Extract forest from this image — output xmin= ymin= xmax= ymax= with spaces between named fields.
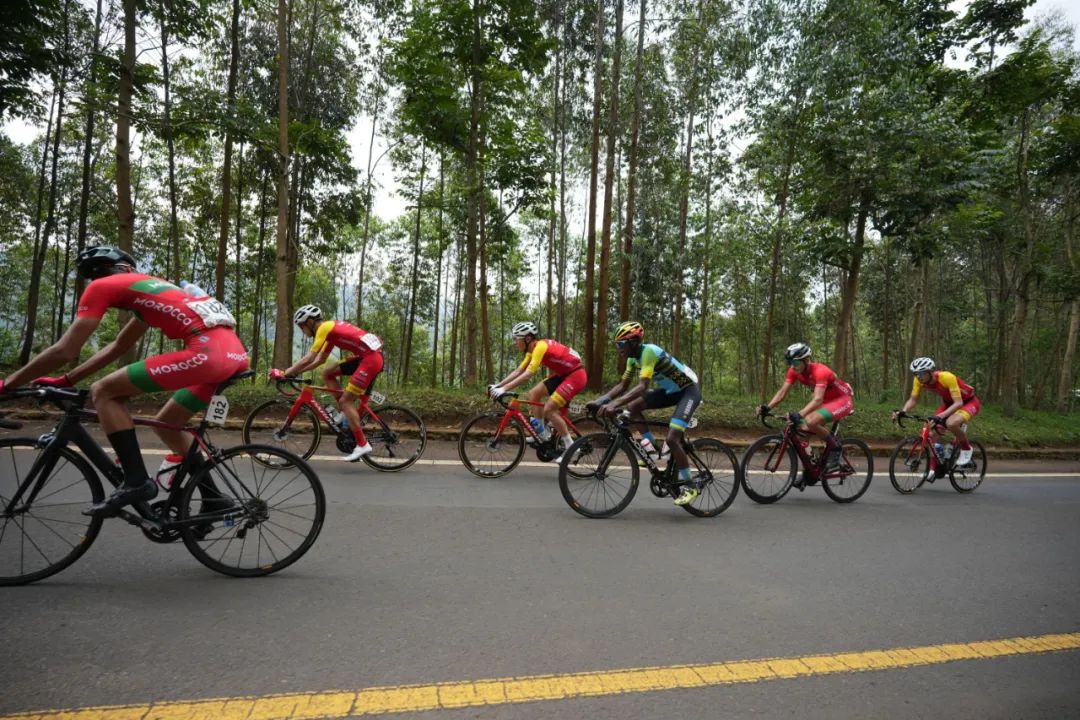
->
xmin=1 ymin=0 xmax=1078 ymax=415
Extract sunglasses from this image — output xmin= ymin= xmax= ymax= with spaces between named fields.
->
xmin=615 ymin=339 xmax=632 ymax=349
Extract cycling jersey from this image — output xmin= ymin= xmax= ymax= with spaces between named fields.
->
xmin=785 ymin=362 xmax=853 ymax=402
xmin=518 ymin=339 xmax=583 ymax=376
xmin=622 ymin=343 xmax=698 ymax=393
xmin=126 ymin=328 xmax=249 ymax=411
xmin=77 ymin=273 xmax=236 ymax=338
xmin=311 ymin=320 xmax=383 ymax=357
xmin=912 ymin=371 xmax=975 ymax=405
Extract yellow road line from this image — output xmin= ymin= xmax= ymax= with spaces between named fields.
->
xmin=5 ymin=631 xmax=1079 ymax=720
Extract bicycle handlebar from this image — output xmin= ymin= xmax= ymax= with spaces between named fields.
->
xmin=893 ymin=411 xmax=941 ymax=430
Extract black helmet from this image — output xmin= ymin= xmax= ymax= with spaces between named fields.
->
xmin=784 ymin=342 xmax=812 ymax=363
xmin=77 ymin=246 xmax=136 ymax=280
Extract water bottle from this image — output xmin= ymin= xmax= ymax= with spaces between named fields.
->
xmin=529 ymin=417 xmax=545 ymax=436
xmin=933 ymin=442 xmax=946 ymax=460
xmin=337 ymin=412 xmax=350 ymax=430
xmin=942 ymin=444 xmax=953 ymax=461
xmin=155 ymin=453 xmax=184 ymax=489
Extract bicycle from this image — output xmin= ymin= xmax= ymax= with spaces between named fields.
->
xmin=556 ymin=412 xmax=741 ymax=518
xmin=242 ymin=376 xmax=426 ymax=471
xmin=457 ymin=393 xmax=603 ymax=478
xmin=740 ymin=409 xmax=873 ymax=504
xmin=0 ymin=370 xmax=326 ymax=586
xmin=888 ymin=412 xmax=986 ymax=493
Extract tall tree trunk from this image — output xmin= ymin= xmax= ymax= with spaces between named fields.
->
xmin=556 ymin=16 xmax=569 ymax=341
xmin=1056 ymin=204 xmax=1078 ymax=412
xmin=832 ymin=191 xmax=870 ymax=377
xmin=116 ymin=0 xmax=136 ymax=252
xmin=591 ymin=0 xmax=623 ymax=389
xmin=620 ymin=0 xmax=646 ymax=325
xmin=402 ymin=141 xmax=427 ymax=385
xmin=272 ymin=0 xmax=292 ymax=369
xmin=448 ymin=232 xmax=464 ymax=385
xmin=697 ymin=117 xmax=713 ymax=385
xmin=356 ymin=110 xmax=379 ymax=325
xmin=908 ymin=257 xmax=930 ymax=360
xmin=216 ymin=0 xmax=242 ymax=299
xmin=1003 ymin=108 xmax=1035 ymax=417
xmin=233 ymin=143 xmax=244 ymax=333
xmin=463 ymin=0 xmax=485 ymax=385
xmin=74 ymin=0 xmax=104 ymax=301
xmin=251 ymin=166 xmax=269 ymax=374
xmin=583 ymin=0 xmax=605 ymax=376
xmin=547 ymin=7 xmax=560 ymax=336
xmin=478 ymin=198 xmax=494 ymax=381
xmin=160 ymin=0 xmax=181 ymax=283
xmin=431 ymin=155 xmax=445 ymax=387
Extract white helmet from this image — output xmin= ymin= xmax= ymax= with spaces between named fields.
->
xmin=511 ymin=321 xmax=539 ymax=338
xmin=785 ymin=342 xmax=812 ymax=362
xmin=293 ymin=304 xmax=323 ymax=325
xmin=910 ymin=357 xmax=936 ymax=373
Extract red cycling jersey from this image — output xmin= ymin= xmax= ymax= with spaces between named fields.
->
xmin=77 ymin=273 xmax=235 ymax=338
xmin=785 ymin=362 xmax=853 ymax=402
xmin=518 ymin=339 xmax=583 ymax=376
xmin=311 ymin=320 xmax=383 ymax=357
xmin=912 ymin=371 xmax=976 ymax=405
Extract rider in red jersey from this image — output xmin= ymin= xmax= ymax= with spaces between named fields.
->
xmin=270 ymin=305 xmax=384 ymax=462
xmin=0 ymin=247 xmax=249 ymax=515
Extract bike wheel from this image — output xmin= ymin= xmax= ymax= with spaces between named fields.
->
xmin=680 ymin=438 xmax=741 ymax=517
xmin=458 ymin=412 xmax=526 ymax=478
xmin=242 ymin=398 xmax=321 ymax=468
xmin=179 ymin=444 xmax=325 ymax=577
xmin=558 ymin=433 xmax=639 ymax=518
xmin=0 ymin=439 xmax=105 ymax=586
xmin=569 ymin=414 xmax=604 ymax=437
xmin=822 ymin=438 xmax=873 ymax=503
xmin=740 ymin=434 xmax=796 ymax=504
xmin=360 ymin=404 xmax=426 ymax=472
xmin=889 ymin=437 xmax=929 ymax=494
xmin=949 ymin=440 xmax=986 ymax=493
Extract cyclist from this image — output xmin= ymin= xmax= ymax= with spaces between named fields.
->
xmin=270 ymin=305 xmax=383 ymax=462
xmin=892 ymin=357 xmax=979 ymax=466
xmin=0 ymin=246 xmax=248 ymax=515
xmin=488 ymin=321 xmax=587 ymax=461
xmin=586 ymin=321 xmax=702 ymax=507
xmin=758 ymin=343 xmax=853 ymax=479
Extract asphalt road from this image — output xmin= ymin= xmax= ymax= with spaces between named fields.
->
xmin=2 ymin=435 xmax=1079 ymax=719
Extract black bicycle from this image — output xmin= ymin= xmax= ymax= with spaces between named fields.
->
xmin=557 ymin=413 xmax=741 ymax=518
xmin=0 ymin=370 xmax=326 ymax=585
xmin=740 ymin=409 xmax=873 ymax=504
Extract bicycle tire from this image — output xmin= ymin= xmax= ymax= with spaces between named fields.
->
xmin=242 ymin=398 xmax=321 ymax=467
xmin=0 ymin=438 xmax=105 ymax=586
xmin=680 ymin=438 xmax=741 ymax=517
xmin=179 ymin=444 xmax=325 ymax=577
xmin=740 ymin=434 xmax=796 ymax=504
xmin=458 ymin=412 xmax=526 ymax=478
xmin=949 ymin=440 xmax=986 ymax=493
xmin=569 ymin=414 xmax=604 ymax=436
xmin=359 ymin=404 xmax=426 ymax=472
xmin=558 ymin=432 xmax=639 ymax=518
xmin=822 ymin=437 xmax=873 ymax=503
xmin=888 ymin=437 xmax=929 ymax=494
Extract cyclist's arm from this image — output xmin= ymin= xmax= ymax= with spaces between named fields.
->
xmin=1 ymin=316 xmax=101 ymax=388
xmin=285 ymin=348 xmax=330 ymax=377
xmin=592 ymin=378 xmax=629 ymax=407
xmin=66 ymin=317 xmax=149 ymax=384
xmin=610 ymin=377 xmax=649 ymax=408
xmin=497 ymin=368 xmax=531 ymax=392
xmin=765 ymin=381 xmax=793 ymax=409
xmin=797 ymin=384 xmax=826 ymax=417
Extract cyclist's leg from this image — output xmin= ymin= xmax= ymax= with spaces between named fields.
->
xmin=340 ymin=352 xmax=383 ymax=458
xmin=813 ymin=396 xmax=853 ymax=468
xmin=324 ymin=357 xmax=358 ymax=396
xmin=545 ymin=370 xmax=583 ymax=439
xmin=527 ymin=378 xmax=554 ymax=425
xmin=663 ymin=385 xmax=702 ymax=505
xmin=90 ymin=368 xmax=148 ymax=493
xmin=949 ymin=397 xmax=979 ymax=462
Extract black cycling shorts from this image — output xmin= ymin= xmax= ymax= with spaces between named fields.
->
xmin=642 ymin=384 xmax=702 ymax=431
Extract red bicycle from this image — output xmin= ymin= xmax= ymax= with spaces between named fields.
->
xmin=242 ymin=377 xmax=426 ymax=471
xmin=740 ymin=408 xmax=874 ymax=503
xmin=457 ymin=393 xmax=602 ymax=478
xmin=888 ymin=412 xmax=986 ymax=493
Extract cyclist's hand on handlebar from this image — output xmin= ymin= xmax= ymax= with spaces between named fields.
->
xmin=32 ymin=375 xmax=73 ymax=388
xmin=930 ymin=415 xmax=944 ymax=426
xmin=268 ymin=368 xmax=285 ymax=381
xmin=600 ymin=404 xmax=618 ymax=418
xmin=891 ymin=409 xmax=905 ymax=423
xmin=787 ymin=411 xmax=802 ymax=424
xmin=585 ymin=400 xmax=601 ymax=417
xmin=488 ymin=385 xmax=506 ymax=400
xmin=757 ymin=403 xmax=770 ymax=418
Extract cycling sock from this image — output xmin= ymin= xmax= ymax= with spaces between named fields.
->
xmin=107 ymin=429 xmax=149 ymax=487
xmin=352 ymin=426 xmax=368 ymax=447
xmin=960 ymin=441 xmax=972 ymax=450
xmin=642 ymin=431 xmax=656 ymax=445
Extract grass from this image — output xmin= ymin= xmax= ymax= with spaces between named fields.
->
xmin=106 ymin=381 xmax=1080 ymax=449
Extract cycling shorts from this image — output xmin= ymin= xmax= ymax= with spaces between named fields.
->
xmin=542 ymin=367 xmax=587 ymax=407
xmin=125 ymin=327 xmax=249 ymax=412
xmin=936 ymin=397 xmax=980 ymax=423
xmin=642 ymin=384 xmax=702 ymax=432
xmin=336 ymin=352 xmax=383 ymax=396
xmin=815 ymin=395 xmax=854 ymax=424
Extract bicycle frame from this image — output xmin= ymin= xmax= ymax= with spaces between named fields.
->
xmin=903 ymin=415 xmax=951 ymax=476
xmin=492 ymin=395 xmax=586 ymax=444
xmin=761 ymin=414 xmax=847 ymax=484
xmin=3 ymin=389 xmax=231 ymax=534
xmin=281 ymin=381 xmax=386 ymax=434
xmin=594 ymin=416 xmax=695 ymax=489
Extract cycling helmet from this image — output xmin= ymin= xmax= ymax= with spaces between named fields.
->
xmin=76 ymin=246 xmax=136 ymax=280
xmin=293 ymin=304 xmax=323 ymax=325
xmin=511 ymin=321 xmax=539 ymax=338
xmin=784 ymin=342 xmax=812 ymax=362
xmin=614 ymin=321 xmax=644 ymax=342
xmin=910 ymin=356 xmax=936 ymax=373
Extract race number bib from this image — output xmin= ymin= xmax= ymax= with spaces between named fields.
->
xmin=369 ymin=391 xmax=386 ymax=406
xmin=205 ymin=395 xmax=229 ymax=425
xmin=361 ymin=333 xmax=382 ymax=351
xmin=186 ymin=297 xmax=237 ymax=328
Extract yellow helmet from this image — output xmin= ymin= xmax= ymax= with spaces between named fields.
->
xmin=613 ymin=321 xmax=644 ymax=342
